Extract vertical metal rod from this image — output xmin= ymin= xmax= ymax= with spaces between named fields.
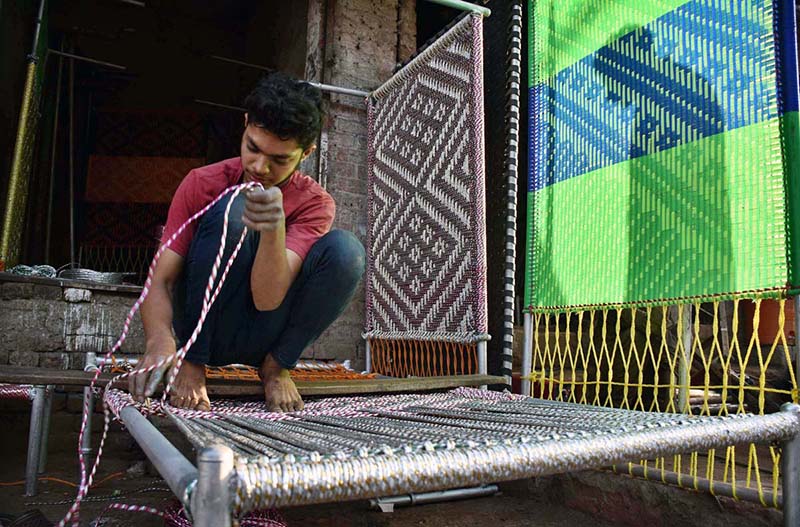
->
xmin=81 ymin=352 xmax=97 ymax=468
xmin=68 ymin=45 xmax=76 ymax=268
xmin=45 ymin=45 xmax=64 ymax=261
xmin=365 ymin=339 xmax=372 ymax=373
xmin=25 ymin=386 xmax=46 ymax=496
xmin=477 ymin=340 xmax=488 ymax=389
xmin=192 ymin=445 xmax=234 ymax=527
xmin=794 ymin=296 xmax=800 ymax=397
xmin=521 ymin=312 xmax=533 ymax=396
xmin=477 ymin=341 xmax=488 ymax=375
xmin=37 ymin=385 xmax=53 ymax=474
xmin=781 ymin=403 xmax=800 ymax=527
xmin=678 ymin=304 xmax=693 ymax=412
xmin=81 ymin=387 xmax=94 ymax=469
xmin=30 ymin=0 xmax=46 ymax=57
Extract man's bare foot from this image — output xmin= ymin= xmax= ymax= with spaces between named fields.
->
xmin=169 ymin=360 xmax=211 ymax=411
xmin=260 ymin=355 xmax=304 ymax=412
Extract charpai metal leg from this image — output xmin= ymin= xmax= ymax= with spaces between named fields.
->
xmin=477 ymin=341 xmax=488 ymax=389
xmin=192 ymin=445 xmax=234 ymax=527
xmin=677 ymin=304 xmax=693 ymax=413
xmin=80 ymin=386 xmax=94 ymax=470
xmin=25 ymin=385 xmax=47 ymax=496
xmin=365 ymin=339 xmax=372 ymax=374
xmin=521 ymin=312 xmax=533 ymax=396
xmin=37 ymin=385 xmax=54 ymax=474
xmin=783 ymin=403 xmax=800 ymax=527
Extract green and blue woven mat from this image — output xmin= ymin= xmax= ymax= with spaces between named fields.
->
xmin=526 ymin=0 xmax=800 ymax=309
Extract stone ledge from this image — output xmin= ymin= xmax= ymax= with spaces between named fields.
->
xmin=0 ymin=272 xmax=142 ymax=295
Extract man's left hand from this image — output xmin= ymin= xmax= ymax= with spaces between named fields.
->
xmin=243 ymin=187 xmax=285 ymax=232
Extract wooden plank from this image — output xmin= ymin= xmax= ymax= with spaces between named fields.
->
xmin=0 ymin=366 xmax=111 ymax=386
xmin=211 ymin=374 xmax=506 ymax=396
xmin=0 ymin=366 xmax=505 ymax=397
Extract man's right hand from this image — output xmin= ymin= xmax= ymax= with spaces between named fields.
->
xmin=129 ymin=336 xmax=176 ymax=403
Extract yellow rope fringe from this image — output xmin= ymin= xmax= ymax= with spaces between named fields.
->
xmin=526 ymin=297 xmax=797 ymax=508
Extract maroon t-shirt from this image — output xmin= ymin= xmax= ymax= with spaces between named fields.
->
xmin=161 ymin=157 xmax=335 ymax=260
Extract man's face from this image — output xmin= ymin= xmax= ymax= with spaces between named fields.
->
xmin=240 ymin=116 xmax=314 ymax=187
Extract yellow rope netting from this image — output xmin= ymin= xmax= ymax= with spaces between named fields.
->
xmin=526 ymin=297 xmax=797 ymax=507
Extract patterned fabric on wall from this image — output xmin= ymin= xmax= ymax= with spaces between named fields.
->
xmin=365 ymin=14 xmax=488 ymax=343
xmin=85 ymin=155 xmax=204 ymax=203
xmin=83 ymin=203 xmax=169 ymax=246
xmin=94 ymin=111 xmax=205 ymax=157
xmin=526 ymin=0 xmax=800 ymax=309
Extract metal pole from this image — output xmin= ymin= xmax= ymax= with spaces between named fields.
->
xmin=477 ymin=340 xmax=488 ymax=389
xmin=626 ymin=464 xmax=777 ymax=507
xmin=521 ymin=312 xmax=533 ymax=396
xmin=477 ymin=341 xmax=488 ymax=375
xmin=365 ymin=339 xmax=372 ymax=373
xmin=81 ymin=386 xmax=94 ymax=469
xmin=209 ymin=55 xmax=370 ymax=98
xmin=194 ymin=99 xmax=245 ymax=112
xmin=37 ymin=385 xmax=53 ymax=474
xmin=68 ymin=45 xmax=76 ymax=268
xmin=794 ymin=295 xmax=800 ymax=399
xmin=48 ymin=49 xmax=126 ymax=70
xmin=25 ymin=386 xmax=47 ymax=496
xmin=192 ymin=445 xmax=234 ymax=527
xmin=45 ymin=44 xmax=64 ymax=261
xmin=677 ymin=304 xmax=692 ymax=413
xmin=119 ymin=406 xmax=198 ymax=505
xmin=782 ymin=403 xmax=800 ymax=527
xmin=30 ymin=0 xmax=46 ymax=57
xmin=307 ymin=81 xmax=370 ymax=99
xmin=370 ymin=485 xmax=499 ymax=511
xmin=423 ymin=0 xmax=491 ymax=17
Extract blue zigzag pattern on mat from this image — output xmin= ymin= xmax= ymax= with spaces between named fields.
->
xmin=529 ymin=0 xmax=780 ymax=192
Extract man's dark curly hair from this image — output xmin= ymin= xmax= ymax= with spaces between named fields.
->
xmin=244 ymin=71 xmax=324 ymax=149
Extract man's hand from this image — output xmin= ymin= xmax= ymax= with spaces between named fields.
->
xmin=129 ymin=336 xmax=176 ymax=402
xmin=243 ymin=187 xmax=284 ymax=232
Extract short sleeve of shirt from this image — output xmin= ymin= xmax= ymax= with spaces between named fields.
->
xmin=285 ymin=193 xmax=336 ymax=261
xmin=160 ymin=172 xmax=199 ymax=257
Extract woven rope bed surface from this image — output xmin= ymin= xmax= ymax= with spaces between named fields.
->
xmin=106 ymin=387 xmax=800 ymax=514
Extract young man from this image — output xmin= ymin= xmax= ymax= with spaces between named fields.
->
xmin=128 ymin=72 xmax=365 ymax=412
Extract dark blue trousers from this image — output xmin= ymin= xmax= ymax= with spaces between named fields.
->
xmin=173 ymin=193 xmax=365 ymax=369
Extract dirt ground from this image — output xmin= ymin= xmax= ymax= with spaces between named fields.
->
xmin=0 ymin=396 xmax=618 ymax=527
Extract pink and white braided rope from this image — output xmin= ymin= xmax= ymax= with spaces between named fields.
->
xmin=58 ymin=182 xmax=262 ymax=527
xmin=0 ymin=383 xmax=34 ymax=400
xmin=96 ymin=501 xmax=287 ymax=527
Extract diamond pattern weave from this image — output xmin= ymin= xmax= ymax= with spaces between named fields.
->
xmin=365 ymin=14 xmax=488 ymax=343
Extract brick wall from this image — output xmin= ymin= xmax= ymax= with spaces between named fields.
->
xmin=303 ymin=0 xmax=415 ymax=369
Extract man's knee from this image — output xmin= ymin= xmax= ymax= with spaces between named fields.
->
xmin=316 ymin=230 xmax=366 ymax=284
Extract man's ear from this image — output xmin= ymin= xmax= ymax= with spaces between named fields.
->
xmin=302 ymin=144 xmax=317 ymax=160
